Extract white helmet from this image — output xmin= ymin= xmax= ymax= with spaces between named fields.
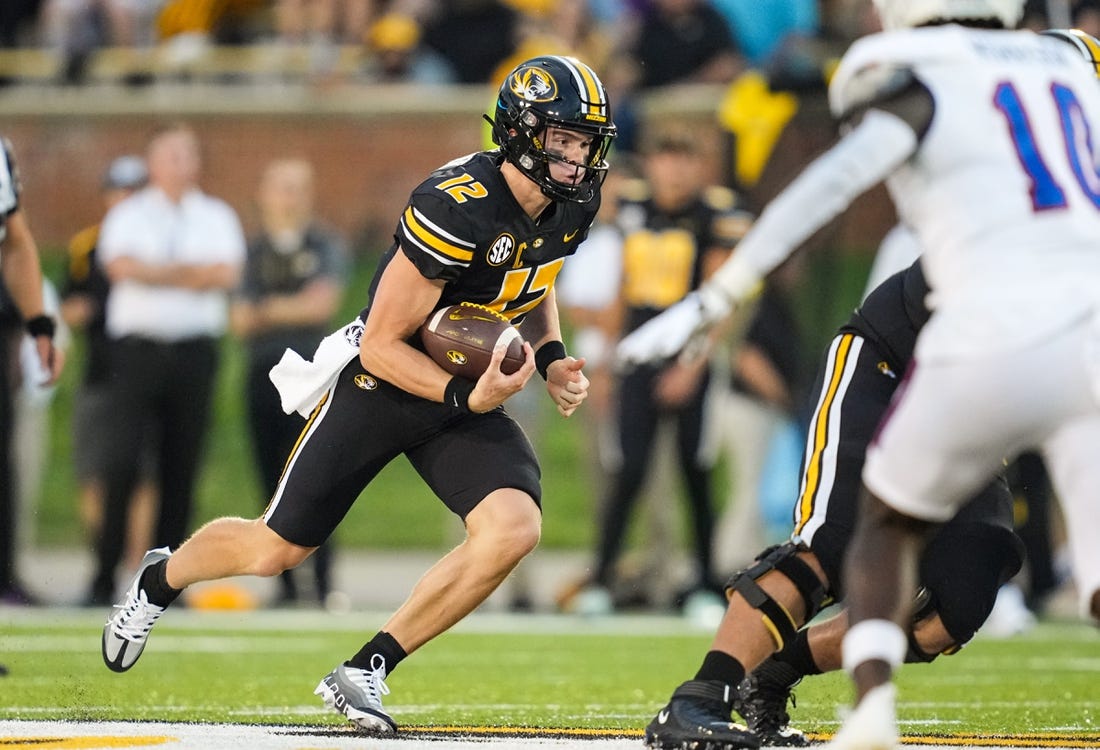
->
xmin=872 ymin=0 xmax=1025 ymax=30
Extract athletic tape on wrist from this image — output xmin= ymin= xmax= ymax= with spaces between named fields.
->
xmin=444 ymin=376 xmax=475 ymax=412
xmin=535 ymin=340 xmax=567 ymax=381
xmin=842 ymin=619 xmax=907 ymax=675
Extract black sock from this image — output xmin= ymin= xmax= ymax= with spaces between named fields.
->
xmin=348 ymin=631 xmax=407 ymax=675
xmin=773 ymin=629 xmax=821 ymax=677
xmin=694 ymin=650 xmax=745 ymax=687
xmin=139 ymin=559 xmax=182 ymax=608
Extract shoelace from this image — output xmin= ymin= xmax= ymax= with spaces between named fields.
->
xmin=743 ymin=680 xmax=797 ymax=730
xmin=110 ymin=589 xmax=165 ymax=642
xmin=346 ymin=654 xmax=391 ymax=705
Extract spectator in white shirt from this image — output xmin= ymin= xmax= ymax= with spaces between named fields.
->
xmin=85 ymin=123 xmax=245 ymax=605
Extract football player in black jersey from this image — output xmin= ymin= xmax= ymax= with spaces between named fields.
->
xmin=101 ymin=55 xmax=616 ymax=734
xmin=643 ymin=256 xmax=1024 ymax=750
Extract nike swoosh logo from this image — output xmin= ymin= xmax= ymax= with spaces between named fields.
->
xmin=657 ymin=710 xmax=670 ymax=724
xmin=564 ymin=229 xmax=579 ymax=242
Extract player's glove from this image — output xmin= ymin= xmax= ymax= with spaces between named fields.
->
xmin=615 ymin=286 xmax=731 ymax=367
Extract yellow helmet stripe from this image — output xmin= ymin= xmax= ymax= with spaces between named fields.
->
xmin=552 ymin=55 xmax=607 ymax=122
xmin=401 ymin=206 xmax=474 ymax=263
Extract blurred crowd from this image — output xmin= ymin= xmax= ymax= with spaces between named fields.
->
xmin=1 ymin=0 xmax=1095 ymax=90
xmin=0 ymin=0 xmax=852 ymax=91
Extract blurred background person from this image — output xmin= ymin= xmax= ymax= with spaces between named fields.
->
xmin=39 ymin=0 xmax=165 ymax=84
xmin=577 ymin=125 xmax=743 ymax=616
xmin=622 ymin=0 xmax=743 ymax=91
xmin=489 ymin=0 xmax=614 ymax=86
xmin=1074 ymin=0 xmax=1100 ymax=36
xmin=86 ymin=123 xmax=244 ymax=605
xmin=711 ymin=0 xmax=819 ymax=69
xmin=0 ymin=134 xmax=64 ymax=605
xmin=711 ymin=243 xmax=804 ymax=578
xmin=418 ymin=0 xmax=519 ymax=84
xmin=231 ymin=156 xmax=347 ymax=609
xmin=555 ymin=157 xmax=630 ymax=520
xmin=60 ymin=154 xmax=157 ymax=591
xmin=360 ymin=10 xmax=456 ymax=84
xmin=272 ymin=0 xmax=371 ymax=83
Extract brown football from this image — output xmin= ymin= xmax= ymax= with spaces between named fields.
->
xmin=419 ymin=303 xmax=526 ymax=379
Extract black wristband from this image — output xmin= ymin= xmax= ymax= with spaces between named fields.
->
xmin=443 ymin=376 xmax=475 ymax=413
xmin=25 ymin=314 xmax=55 ymax=339
xmin=535 ymin=340 xmax=567 ymax=381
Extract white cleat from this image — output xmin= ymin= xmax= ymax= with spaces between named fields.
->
xmin=314 ymin=656 xmax=397 ymax=734
xmin=101 ymin=547 xmax=172 ymax=673
xmin=828 ymin=684 xmax=899 ymax=750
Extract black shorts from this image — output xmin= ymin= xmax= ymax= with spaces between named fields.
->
xmin=263 ymin=360 xmax=542 ymax=548
xmin=790 ymin=333 xmax=1020 ymax=600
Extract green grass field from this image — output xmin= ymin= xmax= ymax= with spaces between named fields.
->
xmin=1 ymin=609 xmax=1097 ymax=741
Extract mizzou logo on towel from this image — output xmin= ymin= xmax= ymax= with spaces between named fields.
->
xmin=344 ymin=322 xmax=364 ymax=348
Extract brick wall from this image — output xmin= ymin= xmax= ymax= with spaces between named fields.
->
xmin=4 ymin=108 xmax=487 ymax=256
xmin=1 ymin=85 xmax=892 ymax=265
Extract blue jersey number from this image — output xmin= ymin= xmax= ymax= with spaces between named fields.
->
xmin=994 ymin=81 xmax=1100 ymax=211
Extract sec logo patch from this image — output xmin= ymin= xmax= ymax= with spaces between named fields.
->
xmin=487 ymin=233 xmax=515 ymax=266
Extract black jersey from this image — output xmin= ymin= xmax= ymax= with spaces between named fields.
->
xmin=363 ymin=150 xmax=600 ymax=325
xmin=617 ymin=181 xmax=750 ymax=334
xmin=840 ymin=259 xmax=930 ymax=374
xmin=241 ymin=222 xmax=347 ymax=361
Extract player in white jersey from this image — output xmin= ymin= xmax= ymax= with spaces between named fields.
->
xmin=619 ymin=2 xmax=1100 ymax=748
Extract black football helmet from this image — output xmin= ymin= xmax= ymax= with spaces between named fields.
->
xmin=487 ymin=55 xmax=617 ymax=204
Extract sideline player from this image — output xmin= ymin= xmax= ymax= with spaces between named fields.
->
xmin=100 ymin=55 xmax=616 ymax=734
xmin=619 ymin=2 xmax=1100 ymax=748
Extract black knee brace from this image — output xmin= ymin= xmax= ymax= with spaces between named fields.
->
xmin=919 ymin=523 xmax=1024 ymax=646
xmin=725 ymin=542 xmax=831 ymax=650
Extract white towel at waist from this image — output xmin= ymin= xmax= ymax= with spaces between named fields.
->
xmin=269 ymin=320 xmax=363 ymax=417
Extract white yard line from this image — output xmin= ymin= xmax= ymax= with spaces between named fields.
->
xmin=2 ymin=721 xmax=1097 ymax=750
xmin=0 ymin=720 xmax=644 ymax=749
